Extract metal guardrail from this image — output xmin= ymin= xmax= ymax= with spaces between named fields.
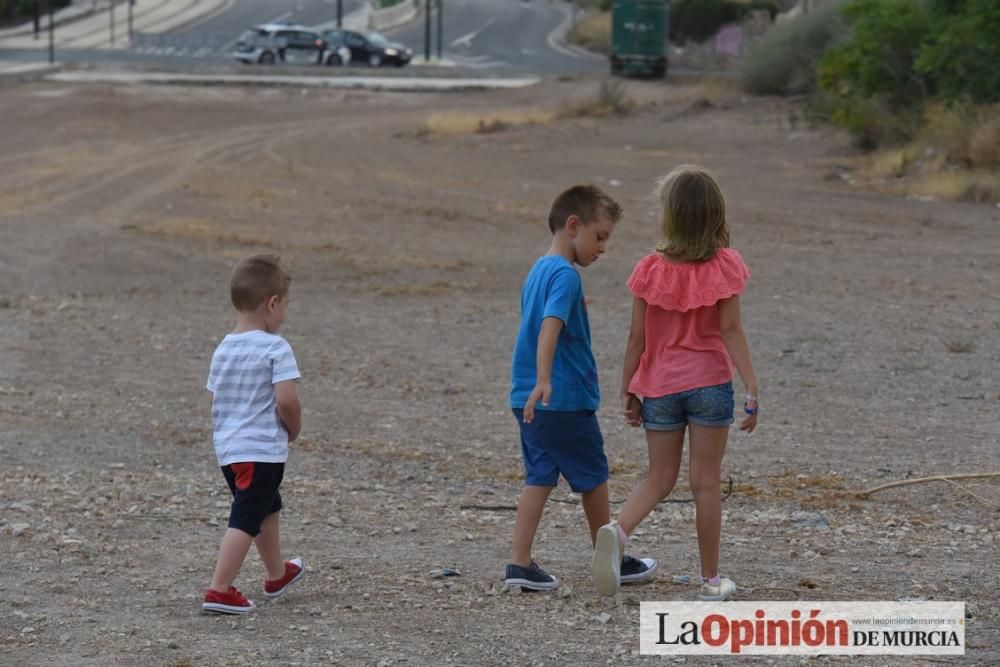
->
xmin=129 ymin=31 xmax=290 ymax=50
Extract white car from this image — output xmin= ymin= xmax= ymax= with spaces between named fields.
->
xmin=234 ymin=24 xmax=350 ymax=66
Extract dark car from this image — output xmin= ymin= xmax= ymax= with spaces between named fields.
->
xmin=234 ymin=24 xmax=350 ymax=66
xmin=323 ymin=29 xmax=412 ymax=67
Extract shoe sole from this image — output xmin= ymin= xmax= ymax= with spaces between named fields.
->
xmin=621 ymin=558 xmax=658 ymax=584
xmin=263 ymin=560 xmax=305 ymax=599
xmin=699 ymin=584 xmax=736 ymax=601
xmin=504 ymin=577 xmax=559 ymax=592
xmin=592 ymin=524 xmax=621 ymax=597
xmin=202 ymin=602 xmax=256 ymax=614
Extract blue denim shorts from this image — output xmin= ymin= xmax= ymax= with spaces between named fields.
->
xmin=641 ymin=382 xmax=735 ymax=431
xmin=512 ymin=409 xmax=609 ymax=493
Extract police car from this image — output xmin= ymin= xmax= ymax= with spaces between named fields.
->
xmin=234 ymin=23 xmax=351 ymax=66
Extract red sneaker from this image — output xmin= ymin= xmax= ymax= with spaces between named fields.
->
xmin=202 ymin=586 xmax=256 ymax=614
xmin=263 ymin=557 xmax=305 ymax=598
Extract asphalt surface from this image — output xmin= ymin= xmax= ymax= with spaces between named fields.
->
xmin=387 ymin=0 xmax=606 ymax=74
xmin=0 ymin=0 xmax=606 ymax=75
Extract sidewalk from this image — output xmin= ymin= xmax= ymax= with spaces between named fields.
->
xmin=44 ymin=68 xmax=540 ymax=91
xmin=0 ymin=60 xmax=62 ymax=83
xmin=0 ymin=0 xmax=231 ymax=50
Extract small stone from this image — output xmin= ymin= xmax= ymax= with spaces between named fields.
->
xmin=596 ymin=612 xmax=612 ymax=624
xmin=11 ymin=523 xmax=30 ymax=536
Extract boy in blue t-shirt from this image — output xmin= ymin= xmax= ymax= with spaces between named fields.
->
xmin=505 ymin=185 xmax=657 ymax=592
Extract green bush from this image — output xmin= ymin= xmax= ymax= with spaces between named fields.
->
xmin=916 ymin=0 xmax=1000 ymax=104
xmin=740 ymin=2 xmax=848 ymax=96
xmin=670 ymin=0 xmax=778 ymax=45
xmin=819 ymin=0 xmax=935 ymax=110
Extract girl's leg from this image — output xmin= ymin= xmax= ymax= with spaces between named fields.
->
xmin=511 ymin=485 xmax=554 ymax=566
xmin=688 ymin=424 xmax=729 ymax=579
xmin=209 ymin=528 xmax=254 ymax=592
xmin=617 ymin=429 xmax=685 ymax=537
xmin=254 ymin=511 xmax=286 ymax=581
xmin=580 ymin=481 xmax=611 ymax=545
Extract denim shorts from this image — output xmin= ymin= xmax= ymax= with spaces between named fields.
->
xmin=512 ymin=409 xmax=609 ymax=493
xmin=641 ymin=382 xmax=735 ymax=431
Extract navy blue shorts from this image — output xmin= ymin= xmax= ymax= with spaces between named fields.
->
xmin=221 ymin=462 xmax=284 ymax=537
xmin=512 ymin=409 xmax=609 ymax=493
xmin=641 ymin=382 xmax=735 ymax=431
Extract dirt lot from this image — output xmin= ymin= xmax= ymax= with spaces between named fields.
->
xmin=0 ymin=74 xmax=997 ymax=666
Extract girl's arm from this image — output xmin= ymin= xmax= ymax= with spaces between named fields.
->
xmin=620 ymin=296 xmax=646 ymax=427
xmin=718 ymin=294 xmax=758 ymax=432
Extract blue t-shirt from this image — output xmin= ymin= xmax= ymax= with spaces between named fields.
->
xmin=510 ymin=255 xmax=600 ymax=412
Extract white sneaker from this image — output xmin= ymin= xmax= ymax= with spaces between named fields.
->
xmin=699 ymin=577 xmax=737 ymax=601
xmin=592 ymin=522 xmax=624 ymax=596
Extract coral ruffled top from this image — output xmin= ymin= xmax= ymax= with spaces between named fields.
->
xmin=626 ymin=248 xmax=750 ymax=398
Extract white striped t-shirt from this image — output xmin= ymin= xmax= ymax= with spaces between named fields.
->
xmin=207 ymin=330 xmax=301 ymax=466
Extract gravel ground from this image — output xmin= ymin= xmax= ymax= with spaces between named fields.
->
xmin=0 ymin=75 xmax=997 ymax=666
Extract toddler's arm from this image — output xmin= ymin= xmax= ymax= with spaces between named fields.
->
xmin=275 ymin=380 xmax=302 ymax=441
xmin=718 ymin=295 xmax=758 ymax=432
xmin=620 ymin=297 xmax=646 ymax=427
xmin=522 ymin=316 xmax=563 ymax=424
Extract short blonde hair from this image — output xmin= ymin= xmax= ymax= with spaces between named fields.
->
xmin=229 ymin=254 xmax=291 ymax=312
xmin=654 ymin=165 xmax=730 ymax=262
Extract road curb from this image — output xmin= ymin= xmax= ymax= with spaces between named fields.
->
xmin=45 ymin=70 xmax=540 ymax=91
xmin=0 ymin=63 xmax=63 ymax=84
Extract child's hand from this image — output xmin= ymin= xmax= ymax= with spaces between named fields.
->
xmin=622 ymin=393 xmax=642 ymax=427
xmin=739 ymin=396 xmax=758 ymax=432
xmin=523 ymin=382 xmax=551 ymax=424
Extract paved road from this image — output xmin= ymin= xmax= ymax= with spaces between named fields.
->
xmin=391 ymin=0 xmax=605 ymax=74
xmin=0 ymin=0 xmax=606 ymax=75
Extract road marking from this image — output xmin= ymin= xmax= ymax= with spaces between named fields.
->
xmin=449 ymin=15 xmax=497 ymax=48
xmin=546 ymin=3 xmax=605 ymax=61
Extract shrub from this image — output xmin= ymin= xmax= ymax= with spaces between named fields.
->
xmin=670 ymin=0 xmax=778 ymax=45
xmin=818 ymin=0 xmax=935 ymax=111
xmin=916 ymin=0 xmax=1000 ymax=104
xmin=740 ymin=2 xmax=848 ymax=96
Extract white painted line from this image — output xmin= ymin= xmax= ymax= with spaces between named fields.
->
xmin=449 ymin=16 xmax=497 ymax=48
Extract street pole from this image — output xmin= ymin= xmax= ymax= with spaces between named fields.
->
xmin=336 ymin=0 xmax=342 ymax=27
xmin=571 ymin=0 xmax=577 ymax=31
xmin=128 ymin=0 xmax=134 ymax=42
xmin=436 ymin=0 xmax=442 ymax=60
xmin=33 ymin=0 xmax=40 ymax=40
xmin=47 ymin=0 xmax=54 ymax=64
xmin=109 ymin=0 xmax=115 ymax=48
xmin=424 ymin=0 xmax=430 ymax=62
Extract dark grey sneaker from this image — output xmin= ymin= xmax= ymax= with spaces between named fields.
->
xmin=620 ymin=555 xmax=658 ymax=584
xmin=504 ymin=560 xmax=560 ymax=591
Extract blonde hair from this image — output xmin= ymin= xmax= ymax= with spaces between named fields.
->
xmin=229 ymin=254 xmax=291 ymax=312
xmin=654 ymin=165 xmax=730 ymax=262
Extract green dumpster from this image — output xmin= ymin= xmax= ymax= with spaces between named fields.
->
xmin=610 ymin=0 xmax=668 ymax=78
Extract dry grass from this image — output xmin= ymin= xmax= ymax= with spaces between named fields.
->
xmin=943 ymin=339 xmax=974 ymax=354
xmin=850 ymin=103 xmax=1000 ymax=204
xmin=558 ymin=80 xmax=635 ymax=118
xmin=418 ymin=81 xmax=636 ymax=137
xmin=419 ymin=109 xmax=557 ymax=137
xmin=568 ymin=11 xmax=612 ymax=55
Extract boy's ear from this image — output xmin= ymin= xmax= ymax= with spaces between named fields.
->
xmin=565 ymin=214 xmax=581 ymax=236
xmin=266 ymin=295 xmax=279 ymax=311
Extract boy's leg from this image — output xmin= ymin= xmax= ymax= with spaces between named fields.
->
xmin=688 ymin=424 xmax=729 ymax=579
xmin=209 ymin=528 xmax=254 ymax=592
xmin=511 ymin=484 xmax=554 ymax=566
xmin=580 ymin=481 xmax=610 ymax=546
xmin=254 ymin=511 xmax=286 ymax=581
xmin=617 ymin=430 xmax=685 ymax=537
